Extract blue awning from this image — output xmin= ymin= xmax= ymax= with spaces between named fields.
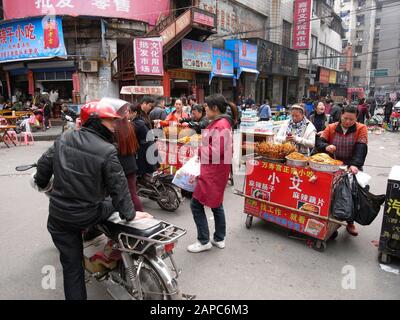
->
xmin=209 ymin=72 xmax=236 ymax=85
xmin=237 ymin=67 xmax=260 ymax=79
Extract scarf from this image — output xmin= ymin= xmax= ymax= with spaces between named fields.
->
xmin=287 ymin=117 xmax=308 ymax=137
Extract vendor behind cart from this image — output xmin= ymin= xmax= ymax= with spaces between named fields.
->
xmin=179 ymin=104 xmax=209 ymax=134
xmin=275 ymin=104 xmax=316 ymax=155
xmin=315 ymin=104 xmax=368 ymax=236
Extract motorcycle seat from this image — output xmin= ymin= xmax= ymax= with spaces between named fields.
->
xmin=101 ymin=212 xmax=164 ymax=239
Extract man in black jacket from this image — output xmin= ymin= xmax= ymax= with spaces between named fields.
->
xmin=34 ymin=100 xmax=150 ymax=300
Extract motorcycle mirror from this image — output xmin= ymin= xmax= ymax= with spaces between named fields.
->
xmin=15 ymin=164 xmax=37 ymax=172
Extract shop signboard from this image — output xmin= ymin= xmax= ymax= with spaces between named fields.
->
xmin=224 ymin=40 xmax=257 ymax=69
xmin=193 ymin=11 xmax=215 ymax=28
xmin=120 ymin=86 xmax=164 ymax=95
xmin=211 ymin=48 xmax=234 ymax=77
xmin=319 ymin=68 xmax=330 ymax=85
xmin=244 ymin=160 xmax=336 ymax=239
xmin=3 ymin=0 xmax=169 ymax=26
xmin=257 ymin=39 xmax=298 ymax=77
xmin=329 ymin=70 xmax=337 ymax=84
xmin=133 ymin=37 xmax=164 ymax=76
xmin=182 ymin=39 xmax=212 ymax=72
xmin=293 ymin=0 xmax=311 ymax=50
xmin=373 ymin=69 xmax=389 ymax=77
xmin=0 ymin=16 xmax=67 ymax=63
xmin=379 ymin=166 xmax=400 ymax=255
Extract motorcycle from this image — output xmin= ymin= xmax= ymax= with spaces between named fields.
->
xmin=16 ymin=164 xmax=190 ymax=300
xmin=137 ymin=167 xmax=183 ymax=212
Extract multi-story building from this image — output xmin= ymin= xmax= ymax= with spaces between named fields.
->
xmin=298 ymin=0 xmax=345 ymax=100
xmin=372 ymin=0 xmax=400 ymax=99
xmin=346 ymin=0 xmax=377 ymax=97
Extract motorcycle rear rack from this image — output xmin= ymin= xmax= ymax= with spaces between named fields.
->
xmin=117 ymin=222 xmax=187 ymax=255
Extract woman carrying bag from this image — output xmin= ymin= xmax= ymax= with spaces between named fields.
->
xmin=187 ymin=94 xmax=238 ymax=253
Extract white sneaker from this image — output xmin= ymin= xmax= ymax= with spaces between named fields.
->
xmin=187 ymin=241 xmax=212 ymax=253
xmin=211 ymin=239 xmax=225 ymax=249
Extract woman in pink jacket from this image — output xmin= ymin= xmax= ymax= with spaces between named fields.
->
xmin=187 ymin=94 xmax=238 ymax=253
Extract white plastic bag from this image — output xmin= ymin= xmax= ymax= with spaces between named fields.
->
xmin=355 ymin=171 xmax=371 ymax=188
xmin=172 ymin=156 xmax=200 ymax=192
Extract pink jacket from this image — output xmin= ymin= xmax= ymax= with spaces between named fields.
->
xmin=193 ymin=116 xmax=233 ymax=208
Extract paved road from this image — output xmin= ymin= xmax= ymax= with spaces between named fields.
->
xmin=0 ymin=131 xmax=399 ymax=300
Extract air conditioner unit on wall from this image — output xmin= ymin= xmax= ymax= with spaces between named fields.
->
xmin=79 ymin=60 xmax=98 ymax=73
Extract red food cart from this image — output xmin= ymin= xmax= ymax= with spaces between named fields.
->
xmin=157 ymin=139 xmax=199 ymax=174
xmin=237 ymin=159 xmax=347 ymax=252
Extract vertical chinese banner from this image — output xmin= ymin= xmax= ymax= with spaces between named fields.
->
xmin=28 ymin=70 xmax=35 ymax=96
xmin=134 ymin=37 xmax=164 ymax=76
xmin=293 ymin=0 xmax=311 ymax=50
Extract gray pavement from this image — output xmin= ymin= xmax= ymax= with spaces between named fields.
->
xmin=0 ymin=131 xmax=399 ymax=300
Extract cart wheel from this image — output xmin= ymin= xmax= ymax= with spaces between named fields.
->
xmin=378 ymin=252 xmax=392 ymax=264
xmin=329 ymin=230 xmax=339 ymax=241
xmin=312 ymin=240 xmax=327 ymax=252
xmin=245 ymin=215 xmax=253 ymax=229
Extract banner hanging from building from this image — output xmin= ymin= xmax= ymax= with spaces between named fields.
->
xmin=182 ymin=39 xmax=212 ymax=72
xmin=224 ymin=39 xmax=259 ymax=79
xmin=0 ymin=16 xmax=67 ymax=63
xmin=133 ymin=37 xmax=164 ymax=76
xmin=293 ymin=0 xmax=311 ymax=50
xmin=211 ymin=48 xmax=234 ymax=77
xmin=3 ymin=0 xmax=170 ymax=26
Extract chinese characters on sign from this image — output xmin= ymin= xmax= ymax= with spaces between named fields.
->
xmin=133 ymin=37 xmax=164 ymax=76
xmin=182 ymin=39 xmax=212 ymax=72
xmin=4 ymin=0 xmax=169 ymax=26
xmin=211 ymin=48 xmax=234 ymax=77
xmin=120 ymin=86 xmax=164 ymax=95
xmin=244 ymin=160 xmax=336 ymax=238
xmin=0 ymin=16 xmax=67 ymax=63
xmin=293 ymin=0 xmax=311 ymax=50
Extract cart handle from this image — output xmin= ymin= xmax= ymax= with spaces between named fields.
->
xmin=233 ymin=190 xmax=347 ymax=227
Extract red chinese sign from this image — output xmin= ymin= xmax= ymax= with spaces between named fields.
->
xmin=193 ymin=12 xmax=215 ymax=28
xmin=319 ymin=68 xmax=330 ymax=85
xmin=120 ymin=86 xmax=164 ymax=96
xmin=244 ymin=160 xmax=339 ymax=239
xmin=134 ymin=37 xmax=164 ymax=76
xmin=3 ymin=0 xmax=170 ymax=26
xmin=293 ymin=0 xmax=311 ymax=50
xmin=157 ymin=141 xmax=199 ymax=170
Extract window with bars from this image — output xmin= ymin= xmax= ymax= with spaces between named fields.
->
xmin=355 ymin=45 xmax=363 ymax=53
xmin=353 ymin=61 xmax=361 ymax=68
xmin=282 ymin=20 xmax=292 ymax=48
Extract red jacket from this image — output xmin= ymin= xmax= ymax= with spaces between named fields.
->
xmin=193 ymin=116 xmax=233 ymax=208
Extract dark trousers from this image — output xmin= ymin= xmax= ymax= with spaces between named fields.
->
xmin=47 ymin=201 xmax=115 ymax=300
xmin=126 ymin=173 xmax=144 ymax=212
xmin=190 ymin=197 xmax=226 ymax=245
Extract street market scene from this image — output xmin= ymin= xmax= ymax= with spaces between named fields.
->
xmin=0 ymin=0 xmax=400 ymax=302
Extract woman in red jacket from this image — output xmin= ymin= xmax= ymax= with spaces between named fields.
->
xmin=187 ymin=94 xmax=238 ymax=253
xmin=155 ymin=99 xmax=189 ymax=127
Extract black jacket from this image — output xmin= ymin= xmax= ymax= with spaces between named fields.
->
xmin=181 ymin=115 xmax=209 ymax=134
xmin=132 ymin=116 xmax=159 ymax=175
xmin=35 ymin=126 xmax=135 ymax=226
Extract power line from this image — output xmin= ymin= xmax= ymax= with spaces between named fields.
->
xmin=208 ymin=1 xmax=400 ymax=41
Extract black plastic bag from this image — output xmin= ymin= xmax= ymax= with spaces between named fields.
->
xmin=332 ymin=174 xmax=353 ymax=221
xmin=352 ymin=177 xmax=386 ymax=226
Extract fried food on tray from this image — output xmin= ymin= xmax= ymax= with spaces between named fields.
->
xmin=256 ymin=142 xmax=297 ymax=159
xmin=177 ymin=134 xmax=202 ymax=144
xmin=286 ymin=152 xmax=308 ymax=161
xmin=310 ymin=153 xmax=343 ymax=166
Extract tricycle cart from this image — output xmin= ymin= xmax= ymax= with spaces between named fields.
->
xmin=236 ymin=159 xmax=347 ymax=252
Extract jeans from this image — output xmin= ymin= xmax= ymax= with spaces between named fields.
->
xmin=190 ymin=197 xmax=226 ymax=245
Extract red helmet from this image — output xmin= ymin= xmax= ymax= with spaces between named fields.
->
xmin=80 ymin=100 xmax=122 ymax=125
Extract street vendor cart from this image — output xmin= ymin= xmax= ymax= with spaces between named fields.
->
xmin=236 ymin=155 xmax=348 ymax=252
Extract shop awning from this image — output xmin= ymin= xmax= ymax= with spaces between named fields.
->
xmin=237 ymin=67 xmax=259 ymax=79
xmin=209 ymin=72 xmax=236 ymax=85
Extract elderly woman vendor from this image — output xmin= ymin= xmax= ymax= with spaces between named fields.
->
xmin=275 ymin=104 xmax=317 ymax=155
